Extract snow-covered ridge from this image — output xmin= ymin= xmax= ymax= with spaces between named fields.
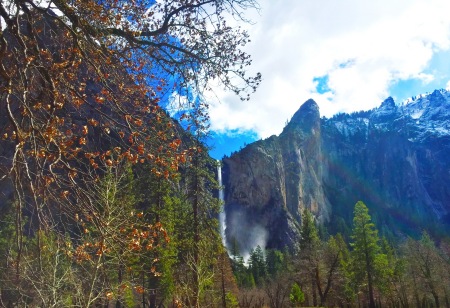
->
xmin=325 ymin=89 xmax=450 ymax=139
xmin=401 ymin=91 xmax=433 ymax=105
xmin=401 ymin=89 xmax=450 ymax=139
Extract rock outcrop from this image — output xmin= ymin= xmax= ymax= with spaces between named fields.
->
xmin=223 ymin=99 xmax=330 ymax=249
xmin=222 ymin=90 xmax=450 ymax=250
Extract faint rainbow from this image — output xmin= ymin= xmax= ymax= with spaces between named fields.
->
xmin=321 ymin=151 xmax=422 ymax=234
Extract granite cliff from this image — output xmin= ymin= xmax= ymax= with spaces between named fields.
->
xmin=222 ymin=90 xmax=450 ymax=250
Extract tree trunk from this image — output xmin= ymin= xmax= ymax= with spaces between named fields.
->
xmin=444 ymin=289 xmax=449 ymax=308
xmin=311 ymin=274 xmax=317 ymax=307
xmin=367 ymin=270 xmax=375 ymax=308
xmin=149 ymin=289 xmax=156 ymax=308
xmin=142 ymin=271 xmax=146 ymax=308
xmin=116 ymin=256 xmax=124 ymax=308
xmin=431 ymin=290 xmax=440 ymax=308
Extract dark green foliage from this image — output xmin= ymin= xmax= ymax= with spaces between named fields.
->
xmin=298 ymin=208 xmax=320 ymax=306
xmin=300 ymin=208 xmax=320 ymax=252
xmin=249 ymin=245 xmax=267 ymax=285
xmin=231 ymin=254 xmax=255 ymax=288
xmin=225 ymin=201 xmax=450 ymax=308
xmin=229 ymin=236 xmax=241 ymax=258
xmin=350 ymin=201 xmax=385 ymax=308
xmin=318 ymin=223 xmax=329 ymax=241
xmin=265 ymin=249 xmax=284 ymax=278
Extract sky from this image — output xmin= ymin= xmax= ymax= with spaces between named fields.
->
xmin=207 ymin=0 xmax=450 ymax=159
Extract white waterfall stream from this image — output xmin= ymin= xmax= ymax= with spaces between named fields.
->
xmin=217 ymin=161 xmax=227 ymax=247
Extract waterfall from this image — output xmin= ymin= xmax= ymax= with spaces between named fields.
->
xmin=217 ymin=161 xmax=227 ymax=247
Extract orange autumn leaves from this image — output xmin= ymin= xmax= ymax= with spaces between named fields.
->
xmin=73 ymin=220 xmax=169 ymax=263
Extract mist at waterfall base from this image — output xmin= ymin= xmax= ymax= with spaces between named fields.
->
xmin=217 ymin=162 xmax=268 ymax=264
xmin=227 ymin=209 xmax=268 ymax=264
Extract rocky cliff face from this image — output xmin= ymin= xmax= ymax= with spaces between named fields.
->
xmin=222 ymin=89 xmax=450 ymax=250
xmin=223 ymin=99 xmax=330 ymax=249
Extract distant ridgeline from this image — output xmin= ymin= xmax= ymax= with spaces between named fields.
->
xmin=221 ymin=89 xmax=450 ymax=250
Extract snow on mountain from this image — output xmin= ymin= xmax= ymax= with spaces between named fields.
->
xmin=332 ymin=117 xmax=369 ymax=138
xmin=402 ymin=89 xmax=450 ymax=139
xmin=327 ymin=89 xmax=450 ymax=140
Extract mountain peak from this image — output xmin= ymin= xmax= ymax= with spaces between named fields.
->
xmin=370 ymin=96 xmax=398 ymax=124
xmin=428 ymin=89 xmax=446 ymax=106
xmin=292 ymin=98 xmax=319 ymax=120
xmin=431 ymin=89 xmax=444 ymax=99
xmin=380 ymin=96 xmax=396 ymax=108
xmin=300 ymin=98 xmax=319 ymax=110
xmin=284 ymin=99 xmax=320 ymax=132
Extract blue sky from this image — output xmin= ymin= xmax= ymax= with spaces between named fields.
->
xmin=207 ymin=130 xmax=259 ymax=160
xmin=206 ymin=0 xmax=450 ymax=159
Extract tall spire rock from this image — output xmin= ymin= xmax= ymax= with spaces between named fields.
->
xmin=222 ymin=99 xmax=329 ymax=250
xmin=283 ymin=99 xmax=320 ymax=135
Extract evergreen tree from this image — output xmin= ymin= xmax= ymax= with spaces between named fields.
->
xmin=231 ymin=254 xmax=251 ymax=288
xmin=339 ymin=251 xmax=355 ymax=304
xmin=298 ymin=208 xmax=320 ymax=306
xmin=229 ymin=236 xmax=241 ymax=258
xmin=300 ymin=209 xmax=320 ymax=252
xmin=265 ymin=249 xmax=284 ymax=278
xmin=133 ymin=153 xmax=181 ymax=305
xmin=249 ymin=245 xmax=267 ymax=285
xmin=177 ymin=99 xmax=224 ymax=307
xmin=380 ymin=237 xmax=408 ymax=307
xmin=350 ymin=201 xmax=383 ymax=308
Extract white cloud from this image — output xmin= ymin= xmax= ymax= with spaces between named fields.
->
xmin=209 ymin=0 xmax=450 ymax=138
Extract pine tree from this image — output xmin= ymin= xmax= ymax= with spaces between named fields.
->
xmin=379 ymin=237 xmax=408 ymax=307
xmin=265 ymin=249 xmax=284 ymax=278
xmin=229 ymin=236 xmax=241 ymax=258
xmin=350 ymin=201 xmax=383 ymax=308
xmin=299 ymin=209 xmax=320 ymax=252
xmin=176 ymin=99 xmax=224 ymax=307
xmin=299 ymin=208 xmax=320 ymax=306
xmin=249 ymin=245 xmax=267 ymax=285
